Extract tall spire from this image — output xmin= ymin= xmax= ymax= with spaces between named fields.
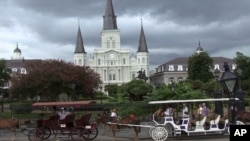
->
xmin=103 ymin=0 xmax=118 ymax=30
xmin=74 ymin=26 xmax=86 ymax=53
xmin=137 ymin=19 xmax=148 ymax=53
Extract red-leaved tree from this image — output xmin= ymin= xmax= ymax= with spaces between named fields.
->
xmin=11 ymin=59 xmax=101 ymax=101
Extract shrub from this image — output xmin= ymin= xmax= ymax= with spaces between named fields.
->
xmin=9 ymin=103 xmax=33 ymax=114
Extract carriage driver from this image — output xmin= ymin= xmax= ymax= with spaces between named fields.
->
xmin=110 ymin=108 xmax=118 ymax=122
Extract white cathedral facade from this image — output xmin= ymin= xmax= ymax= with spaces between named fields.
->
xmin=73 ymin=0 xmax=150 ymax=89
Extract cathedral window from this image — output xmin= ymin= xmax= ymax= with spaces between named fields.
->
xmin=107 ymin=41 xmax=110 ymax=48
xmin=112 ymin=41 xmax=115 ymax=48
xmin=142 ymin=58 xmax=145 ymax=63
xmin=138 ymin=58 xmax=140 ymax=64
xmin=109 ymin=73 xmax=116 ymax=81
xmin=98 ymin=59 xmax=101 ymax=65
xmin=123 ymin=58 xmax=126 ymax=64
xmin=79 ymin=59 xmax=82 ymax=65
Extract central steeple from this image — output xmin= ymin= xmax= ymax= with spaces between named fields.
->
xmin=103 ymin=0 xmax=118 ymax=30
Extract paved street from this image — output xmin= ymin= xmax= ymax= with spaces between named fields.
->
xmin=0 ymin=126 xmax=229 ymax=141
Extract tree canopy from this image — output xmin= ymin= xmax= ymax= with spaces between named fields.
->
xmin=187 ymin=52 xmax=214 ymax=83
xmin=121 ymin=79 xmax=153 ymax=101
xmin=234 ymin=52 xmax=250 ymax=96
xmin=0 ymin=59 xmax=11 ymax=84
xmin=11 ymin=59 xmax=102 ymax=101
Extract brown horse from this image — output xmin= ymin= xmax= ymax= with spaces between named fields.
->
xmin=96 ymin=112 xmax=141 ymax=141
xmin=95 ymin=112 xmax=111 ymax=135
xmin=236 ymin=110 xmax=250 ymax=124
xmin=0 ymin=117 xmax=19 ymax=141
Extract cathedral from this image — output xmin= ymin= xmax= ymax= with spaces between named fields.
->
xmin=73 ymin=0 xmax=150 ymax=89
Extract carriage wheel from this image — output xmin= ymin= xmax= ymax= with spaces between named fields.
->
xmin=28 ymin=129 xmax=44 ymax=141
xmin=148 ymin=127 xmax=155 ymax=137
xmin=84 ymin=127 xmax=98 ymax=140
xmin=39 ymin=126 xmax=51 ymax=139
xmin=165 ymin=123 xmax=174 ymax=136
xmin=151 ymin=127 xmax=168 ymax=141
xmin=71 ymin=127 xmax=88 ymax=141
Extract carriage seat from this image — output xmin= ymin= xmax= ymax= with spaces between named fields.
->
xmin=59 ymin=114 xmax=76 ymax=128
xmin=75 ymin=113 xmax=92 ymax=126
xmin=210 ymin=115 xmax=220 ymax=129
xmin=42 ymin=114 xmax=60 ymax=128
xmin=195 ymin=116 xmax=207 ymax=131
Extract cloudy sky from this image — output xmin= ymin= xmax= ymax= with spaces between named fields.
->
xmin=1 ymin=0 xmax=250 ymax=70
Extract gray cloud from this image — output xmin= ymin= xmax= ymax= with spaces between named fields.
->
xmin=1 ymin=0 xmax=250 ymax=70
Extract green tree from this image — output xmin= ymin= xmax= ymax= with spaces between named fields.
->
xmin=147 ymin=81 xmax=208 ymax=101
xmin=11 ymin=59 xmax=101 ymax=101
xmin=0 ymin=59 xmax=11 ymax=84
xmin=122 ymin=79 xmax=153 ymax=101
xmin=234 ymin=52 xmax=250 ymax=95
xmin=187 ymin=52 xmax=214 ymax=83
xmin=104 ymin=84 xmax=119 ymax=97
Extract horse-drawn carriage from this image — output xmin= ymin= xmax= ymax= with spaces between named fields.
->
xmin=148 ymin=98 xmax=245 ymax=140
xmin=27 ymin=100 xmax=98 ymax=141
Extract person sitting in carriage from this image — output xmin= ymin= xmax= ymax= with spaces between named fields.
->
xmin=164 ymin=105 xmax=173 ymax=117
xmin=58 ymin=107 xmax=71 ymax=120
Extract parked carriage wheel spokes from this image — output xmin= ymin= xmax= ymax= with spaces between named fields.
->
xmin=28 ymin=128 xmax=43 ymax=141
xmin=84 ymin=126 xmax=98 ymax=140
xmin=71 ymin=126 xmax=88 ymax=141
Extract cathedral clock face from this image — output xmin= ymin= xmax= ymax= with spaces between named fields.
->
xmin=109 ymin=53 xmax=115 ymax=59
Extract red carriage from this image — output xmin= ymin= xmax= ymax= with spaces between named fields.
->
xmin=27 ymin=100 xmax=98 ymax=141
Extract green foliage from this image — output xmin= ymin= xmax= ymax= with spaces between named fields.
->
xmin=148 ymin=81 xmax=209 ymax=101
xmin=187 ymin=52 xmax=214 ymax=83
xmin=122 ymin=79 xmax=153 ymax=101
xmin=0 ymin=59 xmax=11 ymax=84
xmin=9 ymin=102 xmax=33 ymax=114
xmin=104 ymin=84 xmax=119 ymax=97
xmin=235 ymin=52 xmax=250 ymax=94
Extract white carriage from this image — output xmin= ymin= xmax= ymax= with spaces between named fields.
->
xmin=148 ymin=98 xmax=244 ymax=137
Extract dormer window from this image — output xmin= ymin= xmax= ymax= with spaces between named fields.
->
xmin=21 ymin=68 xmax=27 ymax=74
xmin=168 ymin=65 xmax=174 ymax=71
xmin=12 ymin=68 xmax=17 ymax=72
xmin=177 ymin=65 xmax=183 ymax=71
xmin=214 ymin=64 xmax=220 ymax=70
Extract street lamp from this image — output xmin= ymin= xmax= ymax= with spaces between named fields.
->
xmin=219 ymin=62 xmax=238 ymax=124
xmin=71 ymin=82 xmax=76 ymax=101
xmin=214 ymin=68 xmax=221 ymax=89
xmin=236 ymin=68 xmax=245 ymax=111
xmin=99 ymin=84 xmax=103 ymax=104
xmin=213 ymin=68 xmax=223 ymax=116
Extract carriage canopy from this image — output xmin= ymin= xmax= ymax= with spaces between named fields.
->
xmin=32 ymin=100 xmax=96 ymax=108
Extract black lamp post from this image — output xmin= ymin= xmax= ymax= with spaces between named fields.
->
xmin=214 ymin=68 xmax=221 ymax=89
xmin=71 ymin=82 xmax=76 ymax=101
xmin=219 ymin=62 xmax=238 ymax=124
xmin=214 ymin=68 xmax=223 ymax=116
xmin=99 ymin=84 xmax=103 ymax=104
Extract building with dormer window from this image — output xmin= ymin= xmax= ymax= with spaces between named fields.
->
xmin=150 ymin=42 xmax=235 ymax=88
